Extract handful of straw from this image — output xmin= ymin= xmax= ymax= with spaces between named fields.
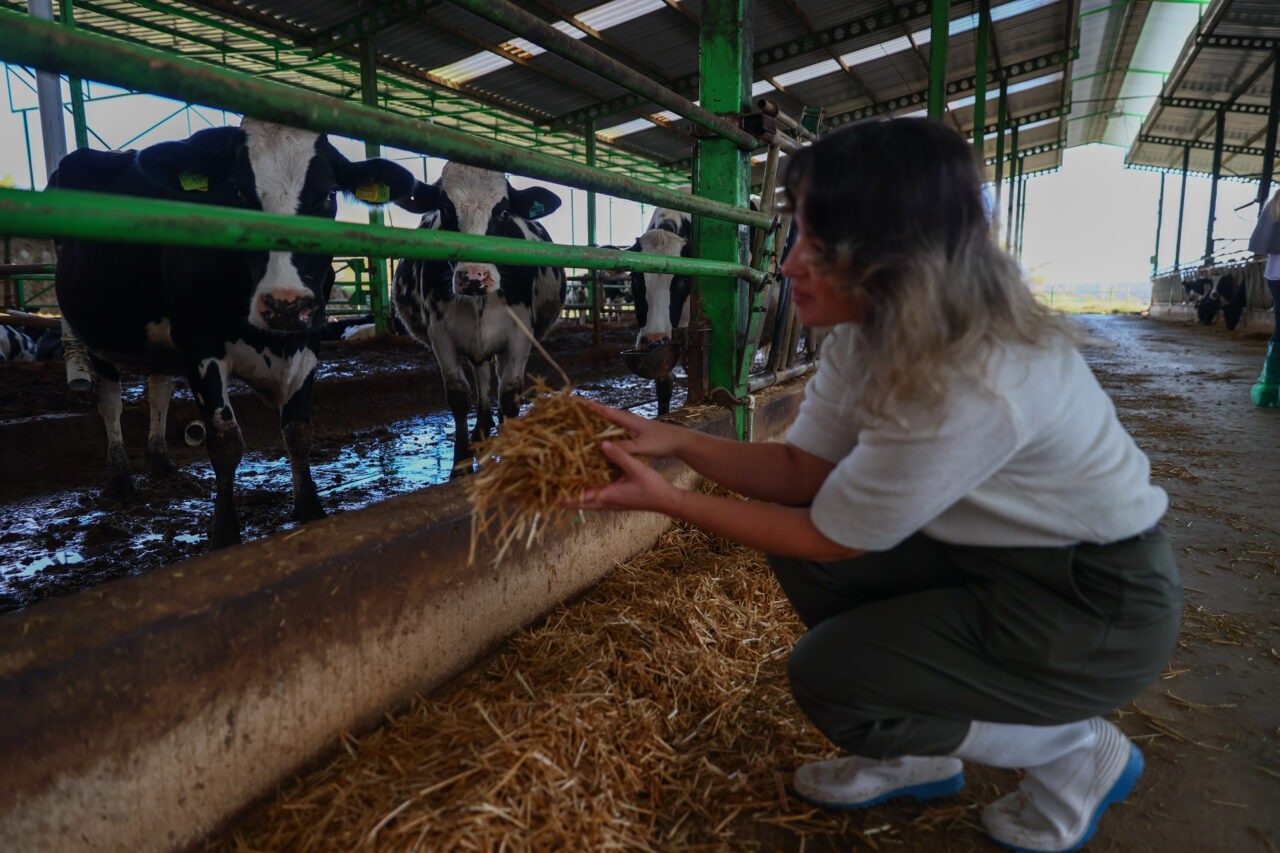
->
xmin=466 ymin=301 xmax=630 ymax=566
xmin=466 ymin=377 xmax=628 ymax=566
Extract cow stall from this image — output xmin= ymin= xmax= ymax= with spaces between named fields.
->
xmin=0 ymin=3 xmax=813 ymax=850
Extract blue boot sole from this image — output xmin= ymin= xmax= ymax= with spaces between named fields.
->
xmin=990 ymin=742 xmax=1144 ymax=853
xmin=792 ymin=771 xmax=965 ymax=810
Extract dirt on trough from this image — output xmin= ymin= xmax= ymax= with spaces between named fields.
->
xmin=0 ymin=321 xmax=670 ymax=613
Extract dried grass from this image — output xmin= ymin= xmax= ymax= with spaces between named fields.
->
xmin=207 ymin=500 xmax=985 ymax=852
xmin=466 ymin=377 xmax=627 ymax=567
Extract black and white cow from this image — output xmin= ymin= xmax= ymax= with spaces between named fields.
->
xmin=627 ymin=207 xmax=692 ymax=416
xmin=0 ymin=326 xmax=36 ymax=362
xmin=391 ymin=162 xmax=567 ymax=472
xmin=51 ymin=118 xmax=427 ymax=547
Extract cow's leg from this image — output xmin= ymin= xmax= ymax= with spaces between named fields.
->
xmin=429 ymin=334 xmax=476 ymax=473
xmin=473 ymin=358 xmax=497 ymax=439
xmin=281 ymin=373 xmax=325 ymax=524
xmin=496 ymin=336 xmax=534 ymax=424
xmin=656 ymin=375 xmax=675 ymax=417
xmin=93 ymin=357 xmax=133 ymax=500
xmin=145 ymin=375 xmax=180 ymax=479
xmin=189 ymin=358 xmax=244 ymax=548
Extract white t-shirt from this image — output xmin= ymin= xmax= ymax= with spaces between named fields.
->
xmin=1264 ymin=253 xmax=1280 ymax=280
xmin=787 ymin=324 xmax=1168 ymax=552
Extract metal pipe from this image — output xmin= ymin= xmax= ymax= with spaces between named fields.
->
xmin=927 ymin=0 xmax=949 ymax=120
xmin=1205 ymin=109 xmax=1226 ymax=264
xmin=1258 ymin=49 xmax=1280 ymax=207
xmin=446 ymin=0 xmax=757 ymax=152
xmin=59 ymin=0 xmax=88 ymax=150
xmin=747 ymin=359 xmax=814 ymax=393
xmin=28 ymin=0 xmax=66 ymax=180
xmin=360 ymin=37 xmax=389 ymax=334
xmin=973 ymin=0 xmax=989 ymax=161
xmin=1006 ymin=124 xmax=1018 ymax=249
xmin=0 ymin=12 xmax=771 ymax=230
xmin=1153 ymin=172 xmax=1165 ymax=275
xmin=1175 ymin=145 xmax=1189 ymax=268
xmin=586 ymin=120 xmax=602 ymax=347
xmin=994 ymin=77 xmax=1007 ymax=219
xmin=0 ymin=187 xmax=771 ymax=286
xmin=755 ymin=99 xmax=818 ymax=142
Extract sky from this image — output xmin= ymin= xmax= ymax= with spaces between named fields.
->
xmin=3 ymin=64 xmax=1265 ymax=289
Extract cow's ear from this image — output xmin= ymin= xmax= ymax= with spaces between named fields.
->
xmin=334 ymin=156 xmax=417 ymax=207
xmin=509 ymin=185 xmax=562 ymax=220
xmin=48 ymin=148 xmax=137 ymax=192
xmin=136 ymin=127 xmax=244 ymax=196
xmin=396 ymin=180 xmax=442 ymax=214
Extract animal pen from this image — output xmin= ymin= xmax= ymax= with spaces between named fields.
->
xmin=0 ymin=0 xmax=1231 ymax=851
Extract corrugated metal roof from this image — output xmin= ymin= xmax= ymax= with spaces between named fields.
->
xmin=3 ymin=0 xmax=1221 ymax=184
xmin=1126 ymin=0 xmax=1280 ymax=179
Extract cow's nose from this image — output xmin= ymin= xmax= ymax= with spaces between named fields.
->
xmin=257 ymin=290 xmax=315 ymax=331
xmin=454 ymin=265 xmax=494 ymax=296
xmin=640 ymin=334 xmax=670 ymax=349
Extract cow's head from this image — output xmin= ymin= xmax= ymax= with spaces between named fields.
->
xmin=137 ymin=118 xmax=427 ymax=332
xmin=405 ymin=162 xmax=562 ymax=297
xmin=629 ymin=227 xmax=690 ymax=350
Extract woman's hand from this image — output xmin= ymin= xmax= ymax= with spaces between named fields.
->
xmin=584 ymin=399 xmax=688 ymax=459
xmin=578 ymin=441 xmax=683 ymax=516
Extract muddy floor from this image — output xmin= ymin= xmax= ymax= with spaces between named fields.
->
xmin=0 ymin=321 xmax=686 ymax=613
xmin=207 ymin=312 xmax=1280 ymax=853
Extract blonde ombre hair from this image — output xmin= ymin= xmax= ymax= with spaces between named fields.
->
xmin=780 ymin=117 xmax=1077 ymax=425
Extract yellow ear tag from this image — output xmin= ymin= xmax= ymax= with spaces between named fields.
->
xmin=179 ymin=169 xmax=209 ymax=192
xmin=355 ymin=180 xmax=391 ymax=204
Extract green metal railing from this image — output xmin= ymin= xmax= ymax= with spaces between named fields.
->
xmin=0 ymin=188 xmax=769 ymax=286
xmin=0 ymin=11 xmax=769 ymax=231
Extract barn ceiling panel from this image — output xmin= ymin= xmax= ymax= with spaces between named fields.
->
xmin=1126 ymin=0 xmax=1280 ymax=180
xmin=5 ymin=0 xmax=1226 ymax=187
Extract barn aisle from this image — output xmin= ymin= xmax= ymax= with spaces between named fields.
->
xmin=208 ymin=313 xmax=1280 ymax=853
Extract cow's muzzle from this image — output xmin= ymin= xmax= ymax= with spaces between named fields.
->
xmin=257 ymin=290 xmax=315 ymax=331
xmin=453 ymin=264 xmax=498 ymax=297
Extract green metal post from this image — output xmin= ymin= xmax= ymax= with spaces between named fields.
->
xmin=1175 ymin=146 xmax=1189 ymax=268
xmin=360 ymin=37 xmax=389 ymax=333
xmin=59 ymin=0 xmax=88 ymax=149
xmin=1152 ymin=172 xmax=1165 ymax=274
xmin=1016 ymin=160 xmax=1027 ymax=261
xmin=972 ymin=0 xmax=989 ymax=159
xmin=698 ymin=0 xmax=752 ymax=438
xmin=994 ymin=78 xmax=1007 ymax=215
xmin=927 ymin=0 xmax=950 ymax=121
xmin=1205 ymin=109 xmax=1225 ymax=265
xmin=585 ymin=120 xmax=601 ymax=346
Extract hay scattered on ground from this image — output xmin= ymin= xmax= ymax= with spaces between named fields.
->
xmin=208 ymin=500 xmax=994 ymax=852
xmin=466 ymin=378 xmax=626 ymax=566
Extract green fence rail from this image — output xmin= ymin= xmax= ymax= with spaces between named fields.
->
xmin=0 ymin=187 xmax=769 ymax=286
xmin=0 ymin=10 xmax=770 ymax=232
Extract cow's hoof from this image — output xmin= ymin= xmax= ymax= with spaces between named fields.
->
xmin=450 ymin=459 xmax=475 ymax=479
xmin=102 ymin=474 xmax=136 ymax=502
xmin=293 ymin=499 xmax=325 ymax=523
xmin=209 ymin=529 xmax=243 ymax=550
xmin=147 ymin=452 xmax=181 ymax=480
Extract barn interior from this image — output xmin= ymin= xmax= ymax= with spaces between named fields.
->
xmin=1 ymin=1 xmax=1279 ymax=851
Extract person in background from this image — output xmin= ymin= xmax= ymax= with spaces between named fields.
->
xmin=577 ymin=117 xmax=1182 ymax=853
xmin=1248 ymin=188 xmax=1280 ymax=407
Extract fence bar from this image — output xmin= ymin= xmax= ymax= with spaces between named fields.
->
xmin=447 ymin=0 xmax=757 ymax=151
xmin=0 ymin=188 xmax=769 ymax=286
xmin=994 ymin=77 xmax=1007 ymax=217
xmin=60 ymin=0 xmax=89 ymax=150
xmin=0 ymin=11 xmax=770 ymax=230
xmin=972 ymin=0 xmax=989 ymax=160
xmin=1152 ymin=172 xmax=1164 ymax=275
xmin=1006 ymin=123 xmax=1018 ymax=248
xmin=360 ymin=37 xmax=390 ymax=333
xmin=698 ymin=0 xmax=753 ymax=438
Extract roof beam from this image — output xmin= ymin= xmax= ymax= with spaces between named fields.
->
xmin=544 ymin=0 xmax=971 ymax=132
xmin=825 ymin=45 xmax=1079 ymax=127
xmin=985 ymin=137 xmax=1067 ymax=165
xmin=1195 ymin=34 xmax=1280 ymax=51
xmin=1159 ymin=95 xmax=1274 ymax=115
xmin=309 ymin=0 xmax=439 ymax=59
xmin=979 ymin=104 xmax=1069 ymax=136
xmin=1140 ymin=133 xmax=1280 ymax=159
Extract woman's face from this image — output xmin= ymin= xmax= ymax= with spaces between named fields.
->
xmin=780 ymin=202 xmax=866 ymax=326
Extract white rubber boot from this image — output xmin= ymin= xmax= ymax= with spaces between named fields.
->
xmin=952 ymin=718 xmax=1143 ymax=853
xmin=792 ymin=754 xmax=964 ymax=809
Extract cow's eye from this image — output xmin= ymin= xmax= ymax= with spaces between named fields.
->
xmin=498 ymin=209 xmax=511 ymax=221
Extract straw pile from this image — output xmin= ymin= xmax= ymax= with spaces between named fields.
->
xmin=466 ymin=377 xmax=628 ymax=566
xmin=209 ymin=497 xmax=1000 ymax=852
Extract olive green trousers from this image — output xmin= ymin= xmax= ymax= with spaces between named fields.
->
xmin=768 ymin=529 xmax=1182 ymax=759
